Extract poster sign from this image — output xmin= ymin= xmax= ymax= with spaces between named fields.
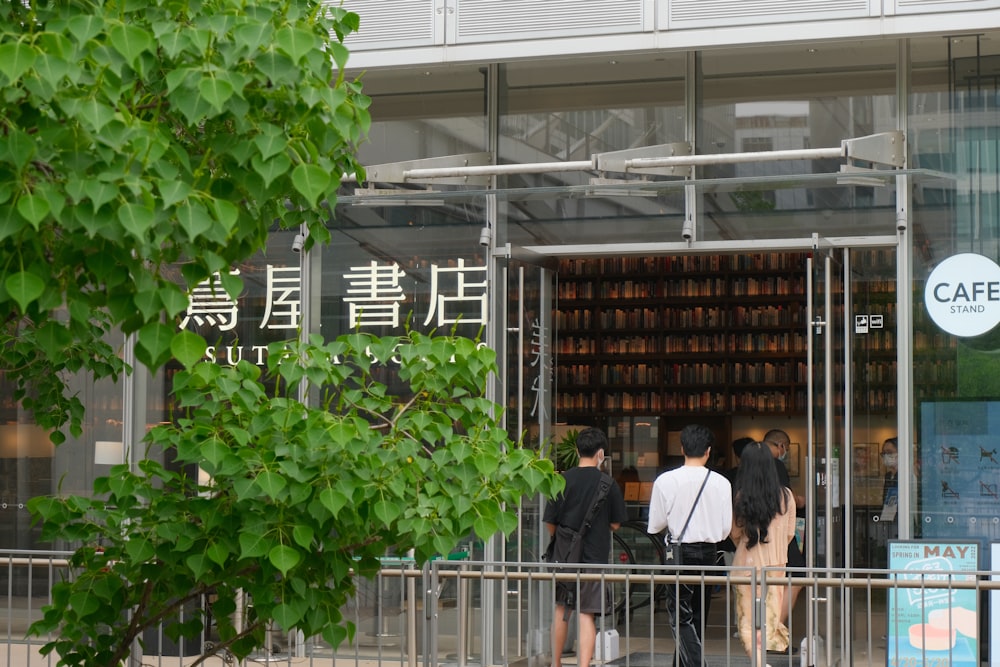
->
xmin=919 ymin=401 xmax=1000 ymax=543
xmin=888 ymin=541 xmax=978 ymax=667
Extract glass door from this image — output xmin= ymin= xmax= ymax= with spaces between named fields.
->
xmin=806 ymin=240 xmax=847 ymax=664
xmin=495 ymin=250 xmax=557 ymax=665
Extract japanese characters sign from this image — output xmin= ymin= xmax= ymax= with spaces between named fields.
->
xmin=179 ymin=259 xmax=489 ymax=365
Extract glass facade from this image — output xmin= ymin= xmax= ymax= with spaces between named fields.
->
xmin=5 ymin=33 xmax=1000 ymax=591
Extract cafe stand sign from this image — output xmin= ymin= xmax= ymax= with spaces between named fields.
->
xmin=924 ymin=252 xmax=1000 ymax=337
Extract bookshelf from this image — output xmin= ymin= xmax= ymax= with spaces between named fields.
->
xmin=555 ymin=253 xmax=810 ymax=420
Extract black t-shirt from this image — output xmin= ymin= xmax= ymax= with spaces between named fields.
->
xmin=774 ymin=458 xmax=791 ymax=487
xmin=543 ymin=466 xmax=629 ymax=564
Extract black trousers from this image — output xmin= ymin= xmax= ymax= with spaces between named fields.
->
xmin=665 ymin=542 xmax=718 ymax=667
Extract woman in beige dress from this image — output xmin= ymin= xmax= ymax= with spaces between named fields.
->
xmin=730 ymin=441 xmax=797 ymax=665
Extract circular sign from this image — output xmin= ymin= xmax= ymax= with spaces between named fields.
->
xmin=924 ymin=253 xmax=1000 ymax=337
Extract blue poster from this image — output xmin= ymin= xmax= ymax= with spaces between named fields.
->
xmin=888 ymin=541 xmax=978 ymax=667
xmin=919 ymin=401 xmax=1000 ymax=561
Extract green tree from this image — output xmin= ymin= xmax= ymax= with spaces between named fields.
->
xmin=0 ymin=0 xmax=368 ymax=440
xmin=29 ymin=332 xmax=562 ymax=666
xmin=2 ymin=1 xmax=563 ymax=665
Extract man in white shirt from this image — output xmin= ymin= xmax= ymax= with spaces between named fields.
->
xmin=648 ymin=424 xmax=733 ymax=667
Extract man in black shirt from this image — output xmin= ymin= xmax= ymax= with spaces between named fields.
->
xmin=544 ymin=427 xmax=628 ymax=667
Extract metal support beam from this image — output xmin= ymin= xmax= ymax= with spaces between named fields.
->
xmin=351 ymin=131 xmax=905 ymax=188
xmin=363 ymin=152 xmax=494 ymax=185
xmin=595 ymin=142 xmax=692 ymax=177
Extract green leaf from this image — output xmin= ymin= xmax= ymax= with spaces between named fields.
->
xmin=218 ymin=271 xmax=243 ymax=301
xmin=16 ymin=195 xmax=50 ymax=228
xmin=211 ymin=199 xmax=238 ymax=233
xmin=473 ymin=515 xmax=499 ymax=540
xmin=329 ymin=42 xmax=350 ymax=71
xmin=158 ymin=180 xmax=192 ymax=208
xmin=118 ymin=203 xmax=154 ymax=240
xmin=84 ymin=180 xmax=119 ymax=211
xmin=169 ymin=87 xmax=213 ymax=124
xmin=159 ymin=284 xmax=189 ymax=319
xmin=234 ymin=21 xmax=273 ymax=53
xmin=318 ymin=487 xmax=348 ymax=516
xmin=157 ymin=29 xmax=188 ymax=59
xmin=0 ymin=42 xmax=37 ymax=82
xmin=171 ymin=331 xmax=207 ymax=368
xmin=253 ymin=126 xmax=288 ymax=161
xmin=4 ymin=128 xmax=36 ymax=170
xmin=67 ymin=15 xmax=105 ymax=44
xmin=292 ymin=524 xmax=314 ymax=549
xmin=125 ymin=538 xmax=156 ymax=563
xmin=108 ymin=23 xmax=154 ymax=66
xmin=207 ymin=541 xmax=229 ymax=567
xmin=176 ymin=201 xmax=214 ymax=240
xmin=134 ymin=289 xmax=161 ymax=323
xmin=36 ymin=321 xmax=72 ymax=360
xmin=72 ymin=98 xmax=117 ymax=133
xmin=268 ymin=544 xmax=301 ymax=575
xmin=239 ymin=531 xmax=269 ymax=559
xmin=272 ymin=600 xmax=305 ymax=631
xmin=373 ymin=498 xmax=401 ymax=524
xmin=291 ymin=164 xmax=331 ymax=206
xmin=34 ymin=53 xmax=70 ymax=87
xmin=251 ymin=153 xmax=291 ymax=188
xmin=255 ymin=49 xmax=296 ymax=84
xmin=255 ymin=471 xmax=287 ymax=498
xmin=201 ymin=436 xmax=230 ymax=468
xmin=69 ymin=590 xmax=102 ymax=617
xmin=136 ymin=321 xmax=175 ymax=369
xmin=274 ymin=27 xmax=317 ymax=64
xmin=0 ymin=205 xmax=26 ymax=241
xmin=5 ymin=271 xmax=45 ymax=312
xmin=186 ymin=553 xmax=211 ymax=579
xmin=199 ymin=74 xmax=235 ymax=114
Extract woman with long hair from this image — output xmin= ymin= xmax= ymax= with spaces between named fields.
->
xmin=730 ymin=441 xmax=797 ymax=664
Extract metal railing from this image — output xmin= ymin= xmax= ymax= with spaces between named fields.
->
xmin=1 ymin=549 xmax=996 ymax=667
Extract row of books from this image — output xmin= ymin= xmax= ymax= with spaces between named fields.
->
xmin=557 ymin=253 xmax=816 ymax=276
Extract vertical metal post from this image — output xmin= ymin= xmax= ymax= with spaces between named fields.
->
xmin=684 ymin=52 xmax=699 ymax=242
xmin=457 ymin=563 xmax=471 ymax=667
xmin=122 ymin=332 xmax=145 ymax=667
xmin=482 ymin=61 xmax=502 ymax=667
xmin=805 ymin=252 xmax=817 ymax=667
xmin=895 ymin=38 xmax=914 ymax=541
xmin=407 ymin=555 xmax=418 ymax=667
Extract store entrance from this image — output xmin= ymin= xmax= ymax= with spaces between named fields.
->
xmin=495 ymin=225 xmax=901 ymax=663
xmin=554 ymin=249 xmax=815 ymax=526
xmin=535 ymin=240 xmax=898 ymax=652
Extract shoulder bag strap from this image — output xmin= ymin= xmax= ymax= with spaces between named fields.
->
xmin=577 ymin=473 xmax=612 ymax=536
xmin=674 ymin=469 xmax=712 ymax=543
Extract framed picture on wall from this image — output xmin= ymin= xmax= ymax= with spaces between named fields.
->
xmin=853 ymin=443 xmax=879 ymax=477
xmin=787 ymin=442 xmax=800 ymax=477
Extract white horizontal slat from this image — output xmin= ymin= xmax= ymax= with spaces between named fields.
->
xmin=330 ymin=0 xmax=439 ymax=50
xmin=666 ymin=0 xmax=869 ymax=28
xmin=455 ymin=0 xmax=646 ymax=43
xmin=894 ymin=0 xmax=998 ymax=13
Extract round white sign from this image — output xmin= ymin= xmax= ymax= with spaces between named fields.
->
xmin=924 ymin=253 xmax=1000 ymax=337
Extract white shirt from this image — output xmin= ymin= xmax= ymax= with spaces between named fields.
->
xmin=647 ymin=464 xmax=733 ymax=543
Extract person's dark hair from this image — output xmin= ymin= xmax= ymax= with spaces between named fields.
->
xmin=576 ymin=427 xmax=607 ymax=458
xmin=732 ymin=436 xmax=754 ymax=460
xmin=680 ymin=424 xmax=714 ymax=458
xmin=763 ymin=428 xmax=790 ymax=446
xmin=882 ymin=437 xmax=898 ymax=454
xmin=733 ymin=441 xmax=789 ymax=549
